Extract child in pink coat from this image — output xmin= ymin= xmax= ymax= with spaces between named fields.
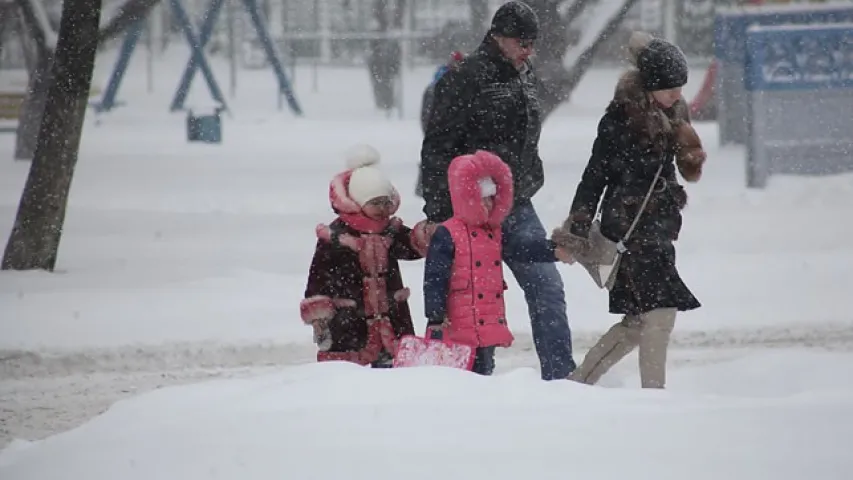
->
xmin=301 ymin=145 xmax=431 ymax=367
xmin=423 ymin=150 xmax=572 ymax=375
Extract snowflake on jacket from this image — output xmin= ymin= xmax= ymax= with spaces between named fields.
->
xmin=300 ymin=145 xmax=431 ymax=366
xmin=423 ymin=150 xmax=558 ymax=350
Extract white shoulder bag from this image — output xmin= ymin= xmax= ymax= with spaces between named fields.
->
xmin=579 ymin=164 xmax=664 ymax=291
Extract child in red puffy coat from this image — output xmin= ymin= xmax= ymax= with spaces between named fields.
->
xmin=300 ymin=145 xmax=431 ymax=368
xmin=422 ymin=150 xmax=572 ymax=375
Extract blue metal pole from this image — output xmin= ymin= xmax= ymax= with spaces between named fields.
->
xmin=95 ymin=20 xmax=144 ymax=113
xmin=240 ymin=0 xmax=303 ymax=115
xmin=168 ymin=0 xmax=229 ymax=112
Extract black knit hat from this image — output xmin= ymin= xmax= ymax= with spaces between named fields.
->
xmin=489 ymin=1 xmax=539 ymax=40
xmin=636 ymin=38 xmax=689 ymax=91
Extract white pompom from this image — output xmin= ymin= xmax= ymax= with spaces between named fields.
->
xmin=627 ymin=31 xmax=654 ymax=63
xmin=345 ymin=144 xmax=381 ymax=169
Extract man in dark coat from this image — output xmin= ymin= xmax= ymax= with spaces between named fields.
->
xmin=419 ymin=1 xmax=576 ymax=380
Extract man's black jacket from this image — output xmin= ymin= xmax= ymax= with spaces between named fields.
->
xmin=419 ymin=36 xmax=545 ymax=222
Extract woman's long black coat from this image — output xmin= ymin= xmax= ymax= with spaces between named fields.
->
xmin=567 ymin=74 xmax=701 ymax=316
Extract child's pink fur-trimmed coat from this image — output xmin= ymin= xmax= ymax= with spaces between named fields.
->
xmin=300 ymin=164 xmax=430 ymax=365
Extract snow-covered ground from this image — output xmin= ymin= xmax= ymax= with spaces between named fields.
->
xmin=4 ymin=356 xmax=853 ymax=480
xmin=2 ymin=41 xmax=853 ymax=476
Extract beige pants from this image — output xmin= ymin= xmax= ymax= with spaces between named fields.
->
xmin=569 ymin=308 xmax=677 ymax=388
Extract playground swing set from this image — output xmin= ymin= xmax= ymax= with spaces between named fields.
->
xmin=0 ymin=0 xmax=303 ymax=142
xmin=92 ymin=0 xmax=303 ymax=143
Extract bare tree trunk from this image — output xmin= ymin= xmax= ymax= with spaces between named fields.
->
xmin=469 ymin=0 xmax=490 ymax=34
xmin=367 ymin=0 xmax=401 ymax=111
xmin=12 ymin=0 xmax=52 ymax=160
xmin=0 ymin=6 xmax=9 ymax=55
xmin=14 ymin=54 xmax=52 ymax=160
xmin=391 ymin=0 xmax=405 ymax=29
xmin=13 ymin=0 xmax=162 ymax=161
xmin=526 ymin=0 xmax=586 ymax=121
xmin=530 ymin=0 xmax=641 ymax=121
xmin=527 ymin=0 xmax=572 ymax=65
xmin=16 ymin=10 xmax=38 ymax=72
xmin=2 ymin=0 xmax=103 ymax=271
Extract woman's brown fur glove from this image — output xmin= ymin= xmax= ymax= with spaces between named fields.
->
xmin=551 ymin=216 xmax=595 ymax=263
xmin=674 ymin=122 xmax=706 ymax=183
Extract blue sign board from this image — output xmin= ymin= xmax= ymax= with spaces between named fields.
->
xmin=744 ymin=22 xmax=853 ymax=188
xmin=745 ymin=23 xmax=853 ymax=91
xmin=714 ymin=3 xmax=853 ymax=62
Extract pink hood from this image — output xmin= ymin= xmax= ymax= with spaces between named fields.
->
xmin=448 ymin=150 xmax=513 ymax=228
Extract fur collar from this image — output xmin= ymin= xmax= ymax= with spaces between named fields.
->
xmin=611 ymin=70 xmax=689 ymax=150
xmin=612 ymin=69 xmax=703 ymax=182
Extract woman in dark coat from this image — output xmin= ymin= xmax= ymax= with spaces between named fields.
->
xmin=552 ymin=32 xmax=706 ymax=388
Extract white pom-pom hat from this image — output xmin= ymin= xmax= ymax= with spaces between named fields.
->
xmin=345 ymin=144 xmax=381 ymax=169
xmin=344 ymin=144 xmax=395 ymax=207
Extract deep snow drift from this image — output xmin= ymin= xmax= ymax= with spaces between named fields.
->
xmin=3 ymin=356 xmax=853 ymax=480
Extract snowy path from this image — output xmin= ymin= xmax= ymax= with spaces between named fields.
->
xmin=4 ymin=324 xmax=853 ymax=380
xmin=5 ymin=326 xmax=853 ymax=449
xmin=3 ymin=59 xmax=853 ymax=463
